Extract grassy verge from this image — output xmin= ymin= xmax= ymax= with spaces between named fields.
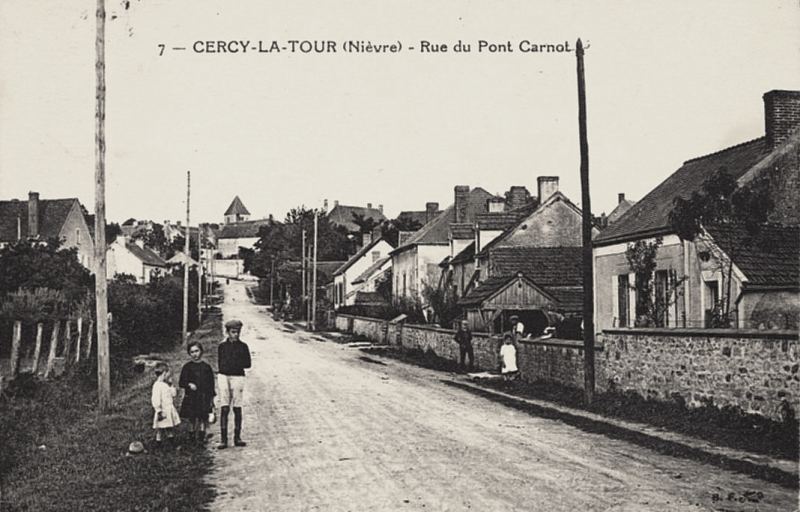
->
xmin=364 ymin=345 xmax=799 ymax=462
xmin=0 ymin=311 xmax=223 ymax=512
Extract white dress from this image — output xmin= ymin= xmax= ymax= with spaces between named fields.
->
xmin=500 ymin=344 xmax=518 ymax=373
xmin=152 ymin=380 xmax=181 ymax=429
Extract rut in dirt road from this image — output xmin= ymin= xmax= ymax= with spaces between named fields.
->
xmin=205 ymin=281 xmax=798 ymax=512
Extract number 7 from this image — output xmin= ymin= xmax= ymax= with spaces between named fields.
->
xmin=158 ymin=44 xmax=165 ymax=56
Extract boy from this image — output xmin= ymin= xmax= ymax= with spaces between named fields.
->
xmin=454 ymin=320 xmax=474 ymax=372
xmin=217 ymin=319 xmax=252 ymax=449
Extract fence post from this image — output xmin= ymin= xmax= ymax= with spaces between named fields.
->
xmin=84 ymin=319 xmax=95 ymax=359
xmin=31 ymin=322 xmax=44 ymax=375
xmin=10 ymin=320 xmax=22 ymax=378
xmin=63 ymin=320 xmax=72 ymax=363
xmin=75 ymin=317 xmax=83 ymax=364
xmin=45 ymin=320 xmax=61 ymax=379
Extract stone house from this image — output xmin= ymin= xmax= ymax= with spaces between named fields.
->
xmin=332 ymin=236 xmax=394 ymax=309
xmin=0 ymin=192 xmax=95 ymax=270
xmin=106 ymin=237 xmax=168 ymax=284
xmin=593 ymin=89 xmax=800 ymax=331
xmin=326 ymin=200 xmax=387 ymax=241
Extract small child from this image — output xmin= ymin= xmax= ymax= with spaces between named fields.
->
xmin=152 ymin=362 xmax=181 ymax=447
xmin=179 ymin=342 xmax=216 ymax=446
xmin=500 ymin=334 xmax=518 ymax=381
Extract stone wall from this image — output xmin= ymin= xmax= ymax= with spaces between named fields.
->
xmin=517 ymin=339 xmax=603 ymax=389
xmin=400 ymin=324 xmax=500 ymax=370
xmin=352 ymin=316 xmax=388 ymax=344
xmin=600 ymin=328 xmax=799 ymax=421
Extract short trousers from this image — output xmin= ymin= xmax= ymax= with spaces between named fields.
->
xmin=217 ymin=374 xmax=246 ymax=407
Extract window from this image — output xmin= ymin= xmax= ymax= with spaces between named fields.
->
xmin=655 ymin=270 xmax=669 ymax=327
xmin=704 ymin=280 xmax=719 ymax=327
xmin=617 ymin=274 xmax=629 ymax=327
xmin=371 ymin=251 xmax=381 ymax=262
xmin=402 ymin=272 xmax=407 ymax=297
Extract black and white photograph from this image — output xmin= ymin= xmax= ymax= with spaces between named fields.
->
xmin=1 ymin=1 xmax=799 ymax=510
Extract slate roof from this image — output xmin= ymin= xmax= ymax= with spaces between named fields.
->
xmin=449 ymin=242 xmax=475 ymax=266
xmin=352 ymin=257 xmax=390 ymax=285
xmin=327 ymin=204 xmax=386 ymax=233
xmin=594 ymin=137 xmax=772 ymax=246
xmin=489 ymin=246 xmax=583 ymax=287
xmin=706 ymin=223 xmax=800 ymax=289
xmin=125 ymin=242 xmax=168 ymax=267
xmin=333 ymin=237 xmax=394 ymax=276
xmin=224 ymin=196 xmax=250 ymax=216
xmin=606 ymin=199 xmax=636 ymax=224
xmin=0 ymin=198 xmax=81 ymax=243
xmin=458 ymin=275 xmax=521 ymax=307
xmin=217 ymin=219 xmax=276 ymax=239
xmin=393 ymin=188 xmax=495 ymax=253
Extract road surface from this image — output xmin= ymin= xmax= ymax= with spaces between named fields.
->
xmin=207 ymin=280 xmax=797 ymax=511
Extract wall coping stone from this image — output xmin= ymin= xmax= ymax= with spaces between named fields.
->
xmin=336 ymin=314 xmax=388 ymax=323
xmin=603 ymin=327 xmax=798 ymax=340
xmin=518 ymin=337 xmax=605 ymax=350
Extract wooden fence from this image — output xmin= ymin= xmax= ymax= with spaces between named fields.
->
xmin=0 ymin=317 xmax=95 ymax=391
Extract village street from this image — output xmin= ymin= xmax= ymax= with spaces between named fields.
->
xmin=206 ymin=280 xmax=797 ymax=512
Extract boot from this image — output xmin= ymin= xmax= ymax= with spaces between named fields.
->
xmin=217 ymin=406 xmax=229 ymax=449
xmin=233 ymin=407 xmax=247 ymax=447
xmin=196 ymin=430 xmax=206 ymax=446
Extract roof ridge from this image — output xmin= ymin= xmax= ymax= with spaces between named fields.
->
xmin=682 ymin=136 xmax=765 ymax=165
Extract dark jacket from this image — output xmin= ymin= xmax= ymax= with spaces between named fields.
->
xmin=218 ymin=339 xmax=252 ymax=376
xmin=454 ymin=329 xmax=472 ymax=346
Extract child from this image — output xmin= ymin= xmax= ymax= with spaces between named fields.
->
xmin=500 ymin=334 xmax=518 ymax=382
xmin=179 ymin=342 xmax=216 ymax=446
xmin=151 ymin=362 xmax=180 ymax=447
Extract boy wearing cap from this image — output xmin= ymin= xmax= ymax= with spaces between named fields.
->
xmin=217 ymin=319 xmax=251 ymax=449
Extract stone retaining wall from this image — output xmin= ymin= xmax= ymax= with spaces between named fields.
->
xmin=517 ymin=339 xmax=603 ymax=389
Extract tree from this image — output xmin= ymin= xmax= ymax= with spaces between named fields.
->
xmin=669 ymin=168 xmax=773 ymax=327
xmin=624 ymin=236 xmax=682 ymax=327
xmin=105 ymin=222 xmax=122 ymax=244
xmin=380 ymin=217 xmax=422 ymax=247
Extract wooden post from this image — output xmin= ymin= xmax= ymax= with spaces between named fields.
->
xmin=45 ymin=320 xmax=61 ymax=379
xmin=75 ymin=317 xmax=83 ymax=364
xmin=301 ymin=229 xmax=306 ymax=316
xmin=31 ymin=322 xmax=44 ymax=375
xmin=94 ymin=0 xmax=111 ymax=411
xmin=10 ymin=321 xmax=22 ymax=378
xmin=183 ymin=170 xmax=190 ymax=344
xmin=63 ymin=320 xmax=72 ymax=362
xmin=311 ymin=211 xmax=318 ymax=330
xmin=197 ymin=227 xmax=202 ymax=322
xmin=85 ymin=319 xmax=95 ymax=360
xmin=576 ymin=38 xmax=596 ymax=405
xmin=269 ymin=258 xmax=275 ymax=306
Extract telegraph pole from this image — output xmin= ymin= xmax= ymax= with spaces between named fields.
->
xmin=311 ymin=211 xmax=318 ymax=330
xmin=301 ymin=229 xmax=306 ymax=317
xmin=182 ymin=171 xmax=190 ymax=344
xmin=197 ymin=227 xmax=202 ymax=321
xmin=94 ymin=0 xmax=111 ymax=412
xmin=577 ymin=38 xmax=595 ymax=405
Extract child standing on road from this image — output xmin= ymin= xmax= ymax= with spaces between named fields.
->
xmin=152 ymin=362 xmax=181 ymax=447
xmin=500 ymin=334 xmax=518 ymax=381
xmin=179 ymin=342 xmax=216 ymax=446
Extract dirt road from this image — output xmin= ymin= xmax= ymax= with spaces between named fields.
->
xmin=207 ymin=281 xmax=797 ymax=511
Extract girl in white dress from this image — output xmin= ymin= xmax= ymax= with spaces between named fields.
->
xmin=152 ymin=362 xmax=181 ymax=446
xmin=500 ymin=334 xmax=518 ymax=381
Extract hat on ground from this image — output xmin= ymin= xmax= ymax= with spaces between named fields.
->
xmin=225 ymin=319 xmax=243 ymax=331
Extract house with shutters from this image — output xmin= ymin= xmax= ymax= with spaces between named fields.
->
xmin=0 ymin=192 xmax=95 ymax=270
xmin=593 ymin=89 xmax=800 ymax=331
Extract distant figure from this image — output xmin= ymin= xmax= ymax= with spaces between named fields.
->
xmin=500 ymin=334 xmax=518 ymax=381
xmin=454 ymin=320 xmax=474 ymax=372
xmin=510 ymin=315 xmax=525 ymax=341
xmin=151 ymin=362 xmax=180 ymax=447
xmin=179 ymin=342 xmax=216 ymax=446
xmin=217 ymin=319 xmax=252 ymax=449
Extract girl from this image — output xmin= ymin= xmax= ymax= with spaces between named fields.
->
xmin=152 ymin=362 xmax=180 ymax=446
xmin=500 ymin=334 xmax=518 ymax=382
xmin=179 ymin=342 xmax=216 ymax=446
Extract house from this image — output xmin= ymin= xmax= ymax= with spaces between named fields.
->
xmin=216 ymin=218 xmax=277 ymax=258
xmin=326 ymin=200 xmax=386 ymax=238
xmin=397 ymin=202 xmax=442 ymax=229
xmin=166 ymin=251 xmax=200 ymax=268
xmin=332 ymin=236 xmax=395 ymax=309
xmin=593 ymin=89 xmax=800 ymax=331
xmin=0 ymin=192 xmax=95 ymax=269
xmin=106 ymin=237 xmax=168 ymax=284
xmin=595 ymin=193 xmax=637 ymax=229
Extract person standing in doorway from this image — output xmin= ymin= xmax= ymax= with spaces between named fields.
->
xmin=217 ymin=319 xmax=251 ymax=449
xmin=454 ymin=319 xmax=474 ymax=372
xmin=510 ymin=315 xmax=525 ymax=341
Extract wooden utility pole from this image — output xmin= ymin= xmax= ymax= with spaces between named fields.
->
xmin=197 ymin=227 xmax=202 ymax=321
xmin=301 ymin=229 xmax=306 ymax=317
xmin=269 ymin=258 xmax=275 ymax=305
xmin=311 ymin=211 xmax=318 ymax=330
xmin=182 ymin=171 xmax=190 ymax=344
xmin=94 ymin=0 xmax=111 ymax=412
xmin=576 ymin=38 xmax=595 ymax=405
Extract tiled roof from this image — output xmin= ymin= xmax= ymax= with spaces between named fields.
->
xmin=352 ymin=257 xmax=390 ymax=285
xmin=706 ymin=223 xmax=799 ymax=288
xmin=397 ymin=210 xmax=440 ymax=227
xmin=458 ymin=275 xmax=517 ymax=307
xmin=458 ymin=274 xmax=583 ymax=312
xmin=450 ymin=223 xmax=474 ymax=240
xmin=224 ymin=196 xmax=250 ymax=216
xmin=0 ymin=198 xmax=80 ymax=243
xmin=450 ymin=242 xmax=475 ymax=266
xmin=333 ymin=237 xmax=394 ymax=276
xmin=125 ymin=242 xmax=168 ymax=267
xmin=594 ymin=138 xmax=771 ymax=245
xmin=217 ymin=219 xmax=276 ymax=239
xmin=327 ymin=204 xmax=387 ymax=233
xmin=606 ymin=199 xmax=636 ymax=224
xmin=393 ymin=188 xmax=495 ymax=253
xmin=489 ymin=246 xmax=583 ymax=287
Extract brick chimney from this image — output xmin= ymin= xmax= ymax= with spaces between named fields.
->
xmin=454 ymin=186 xmax=469 ymax=223
xmin=537 ymin=176 xmax=559 ymax=201
xmin=323 ymin=199 xmax=328 ymax=210
xmin=425 ymin=202 xmax=439 ymax=223
xmin=764 ymin=90 xmax=800 ymax=149
xmin=378 ymin=204 xmax=384 ymax=214
xmin=27 ymin=192 xmax=39 ymax=238
xmin=367 ymin=202 xmax=373 ymax=210
xmin=618 ymin=193 xmax=626 ymax=204
xmin=507 ymin=186 xmax=529 ymax=210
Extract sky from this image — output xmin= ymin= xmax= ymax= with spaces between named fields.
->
xmin=1 ymin=0 xmax=798 ymax=226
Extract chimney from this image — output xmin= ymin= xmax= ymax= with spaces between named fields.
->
xmin=362 ymin=231 xmax=373 ymax=247
xmin=537 ymin=176 xmax=559 ymax=201
xmin=425 ymin=202 xmax=439 ymax=223
xmin=618 ymin=193 xmax=626 ymax=204
xmin=378 ymin=204 xmax=384 ymax=214
xmin=764 ymin=90 xmax=800 ymax=148
xmin=488 ymin=197 xmax=505 ymax=213
xmin=27 ymin=192 xmax=39 ymax=239
xmin=367 ymin=202 xmax=373 ymax=210
xmin=324 ymin=199 xmax=328 ymax=210
xmin=454 ymin=186 xmax=469 ymax=223
xmin=334 ymin=200 xmax=339 ymax=207
xmin=507 ymin=186 xmax=529 ymax=210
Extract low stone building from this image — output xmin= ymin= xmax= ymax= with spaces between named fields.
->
xmin=106 ymin=238 xmax=168 ymax=284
